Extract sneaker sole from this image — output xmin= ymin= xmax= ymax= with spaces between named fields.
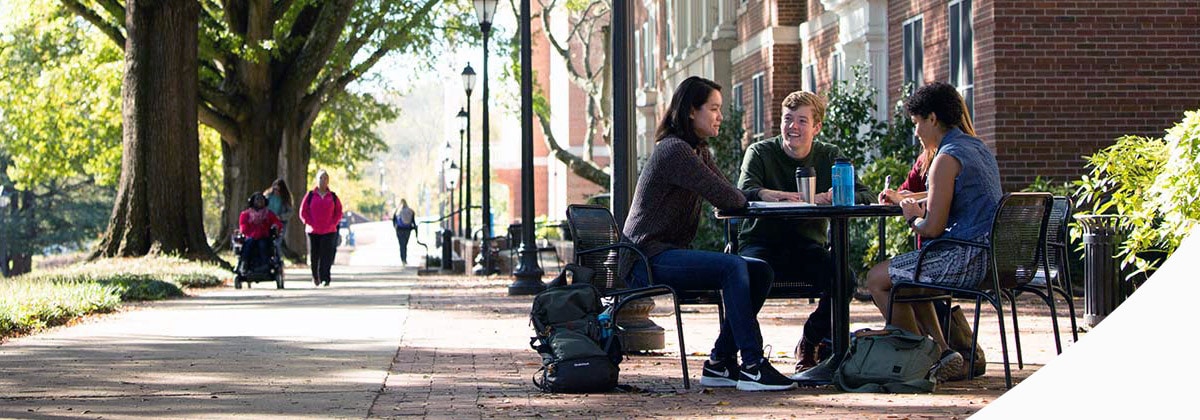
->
xmin=735 ymin=380 xmax=798 ymax=392
xmin=699 ymin=376 xmax=737 ymax=388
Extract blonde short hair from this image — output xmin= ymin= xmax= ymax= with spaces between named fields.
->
xmin=781 ymin=91 xmax=826 ymax=123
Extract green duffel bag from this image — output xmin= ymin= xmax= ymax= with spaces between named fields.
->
xmin=833 ymin=325 xmax=941 ymax=393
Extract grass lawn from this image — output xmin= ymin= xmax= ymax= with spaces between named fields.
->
xmin=0 ymin=256 xmax=230 ymax=339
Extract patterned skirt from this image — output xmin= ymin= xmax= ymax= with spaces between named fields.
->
xmin=888 ymin=236 xmax=990 ymax=289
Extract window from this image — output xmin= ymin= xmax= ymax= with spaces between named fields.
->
xmin=903 ymin=16 xmax=924 ymax=89
xmin=949 ymin=0 xmax=974 ymax=117
xmin=805 ymin=64 xmax=817 ymax=93
xmin=830 ymin=52 xmax=844 ymax=83
xmin=732 ymin=83 xmax=744 ymax=112
xmin=641 ymin=20 xmax=656 ymax=88
xmin=752 ymin=73 xmax=765 ymax=135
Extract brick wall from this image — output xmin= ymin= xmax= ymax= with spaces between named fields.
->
xmin=807 ymin=21 xmax=840 ymax=93
xmin=739 ymin=0 xmax=772 ymax=39
xmin=989 ymin=0 xmax=1200 ymax=189
xmin=889 ymin=0 xmax=1200 ymax=190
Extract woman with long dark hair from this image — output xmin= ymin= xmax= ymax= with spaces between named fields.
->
xmin=866 ymin=82 xmax=1002 ymax=382
xmin=621 ymin=76 xmax=794 ymax=392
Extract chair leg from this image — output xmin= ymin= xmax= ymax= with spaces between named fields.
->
xmin=1057 ymin=247 xmax=1079 ymax=342
xmin=671 ymin=294 xmax=690 ymax=390
xmin=1004 ymin=290 xmax=1024 ymax=370
xmin=990 ymin=294 xmax=1014 ymax=389
xmin=967 ymin=297 xmax=984 ymax=381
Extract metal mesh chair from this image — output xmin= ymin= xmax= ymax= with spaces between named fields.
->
xmin=565 ymin=204 xmax=690 ymax=389
xmin=887 ymin=192 xmax=1053 ymax=389
xmin=1009 ymin=196 xmax=1080 ymax=354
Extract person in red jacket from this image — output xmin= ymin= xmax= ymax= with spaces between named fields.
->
xmin=299 ymin=169 xmax=344 ymax=287
xmin=239 ymin=192 xmax=283 ymax=271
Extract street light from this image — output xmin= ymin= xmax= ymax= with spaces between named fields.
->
xmin=456 ymin=107 xmax=469 ymax=238
xmin=0 ymin=185 xmax=9 ymax=278
xmin=461 ymin=64 xmax=475 ymax=244
xmin=509 ymin=0 xmax=545 ymax=295
xmin=472 ymin=0 xmax=498 ymax=275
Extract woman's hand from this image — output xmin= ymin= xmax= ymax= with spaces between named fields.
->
xmin=900 ymin=197 xmax=925 ymax=220
xmin=878 ymin=189 xmax=913 ymax=205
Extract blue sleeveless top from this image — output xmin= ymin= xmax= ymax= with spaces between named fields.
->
xmin=934 ymin=128 xmax=1002 ymax=242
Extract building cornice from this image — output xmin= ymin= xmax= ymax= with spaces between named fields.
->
xmin=731 ymin=25 xmax=800 ymax=64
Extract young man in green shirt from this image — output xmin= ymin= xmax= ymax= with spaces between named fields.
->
xmin=736 ymin=91 xmax=873 ymax=377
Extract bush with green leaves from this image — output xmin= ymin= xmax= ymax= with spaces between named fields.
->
xmin=823 ymin=66 xmax=918 ymax=277
xmin=1075 ymin=110 xmax=1200 ymax=278
xmin=0 ymin=256 xmax=228 ymax=337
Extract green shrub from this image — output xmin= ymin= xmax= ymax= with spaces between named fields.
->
xmin=854 ymin=157 xmax=918 ymax=274
xmin=0 ymin=256 xmax=229 ymax=338
xmin=1073 ymin=109 xmax=1200 ymax=278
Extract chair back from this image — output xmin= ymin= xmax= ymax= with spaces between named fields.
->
xmin=565 ymin=205 xmax=627 ymax=292
xmin=1045 ymin=196 xmax=1072 ymax=273
xmin=986 ymin=192 xmax=1053 ymax=289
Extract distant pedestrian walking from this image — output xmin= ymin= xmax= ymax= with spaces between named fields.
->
xmin=392 ymin=200 xmax=417 ymax=265
xmin=299 ymin=169 xmax=343 ymax=287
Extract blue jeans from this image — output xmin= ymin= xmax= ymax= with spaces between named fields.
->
xmin=630 ymin=249 xmax=773 ymax=364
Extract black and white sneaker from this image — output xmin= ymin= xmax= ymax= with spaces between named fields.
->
xmin=699 ymin=357 xmax=738 ymax=388
xmin=736 ymin=358 xmax=798 ymax=391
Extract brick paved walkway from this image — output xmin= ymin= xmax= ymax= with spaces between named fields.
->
xmin=369 ymin=272 xmax=1080 ymax=419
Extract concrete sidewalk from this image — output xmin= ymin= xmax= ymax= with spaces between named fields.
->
xmin=0 ymin=266 xmax=414 ymax=419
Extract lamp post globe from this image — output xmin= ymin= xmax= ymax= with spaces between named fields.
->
xmin=472 ymin=0 xmax=499 ymax=275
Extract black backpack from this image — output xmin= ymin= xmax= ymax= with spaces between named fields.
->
xmin=529 ymin=265 xmax=622 ymax=393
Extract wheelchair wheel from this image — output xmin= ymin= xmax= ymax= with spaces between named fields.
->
xmin=234 ymin=275 xmax=244 ymax=289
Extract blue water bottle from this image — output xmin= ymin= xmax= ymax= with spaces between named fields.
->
xmin=832 ymin=157 xmax=855 ymax=206
xmin=597 ymin=307 xmax=614 ymax=339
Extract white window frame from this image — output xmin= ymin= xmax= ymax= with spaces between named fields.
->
xmin=732 ymin=82 xmax=745 ymax=112
xmin=752 ymin=73 xmax=765 ymax=136
xmin=830 ymin=51 xmax=844 ymax=83
xmin=902 ymin=15 xmax=924 ymax=89
xmin=805 ymin=63 xmax=817 ymax=93
xmin=949 ymin=0 xmax=974 ymax=117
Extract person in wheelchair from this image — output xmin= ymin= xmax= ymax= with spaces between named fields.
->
xmin=238 ymin=192 xmax=284 ymax=273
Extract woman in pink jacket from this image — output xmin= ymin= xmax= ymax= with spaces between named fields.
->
xmin=299 ymin=169 xmax=344 ymax=287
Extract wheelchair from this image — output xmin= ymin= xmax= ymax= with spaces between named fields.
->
xmin=232 ymin=229 xmax=284 ymax=289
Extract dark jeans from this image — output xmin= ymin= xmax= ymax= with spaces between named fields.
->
xmin=395 ymin=227 xmax=413 ymax=263
xmin=630 ymin=249 xmax=773 ymax=364
xmin=308 ymin=232 xmax=338 ymax=284
xmin=740 ymin=240 xmax=835 ymax=344
xmin=241 ymin=237 xmax=271 ymax=271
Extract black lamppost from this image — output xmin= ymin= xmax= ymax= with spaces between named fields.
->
xmin=472 ymin=0 xmax=498 ymax=275
xmin=509 ymin=0 xmax=544 ymax=295
xmin=460 ymin=64 xmax=475 ymax=240
xmin=456 ymin=107 xmax=469 ymax=238
xmin=0 ymin=186 xmax=9 ymax=278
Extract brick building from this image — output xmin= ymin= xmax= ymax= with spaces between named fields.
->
xmin=806 ymin=0 xmax=1200 ymax=188
xmin=637 ymin=0 xmax=1200 ymax=190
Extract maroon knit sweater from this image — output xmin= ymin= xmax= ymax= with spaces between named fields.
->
xmin=618 ymin=137 xmax=753 ymax=282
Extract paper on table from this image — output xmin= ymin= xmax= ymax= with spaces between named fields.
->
xmin=748 ymin=201 xmax=815 ymax=208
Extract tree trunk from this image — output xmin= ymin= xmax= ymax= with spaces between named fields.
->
xmin=212 ymin=118 xmax=281 ymax=252
xmin=92 ymin=0 xmax=219 ymax=264
xmin=278 ymin=108 xmax=318 ymax=258
xmin=212 ymin=101 xmax=315 ymax=260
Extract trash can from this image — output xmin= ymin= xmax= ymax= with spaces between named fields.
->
xmin=441 ymin=228 xmax=454 ymax=271
xmin=1075 ymin=215 xmax=1124 ymax=327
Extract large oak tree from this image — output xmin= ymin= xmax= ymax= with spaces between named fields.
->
xmin=63 ymin=0 xmax=470 ymax=254
xmin=93 ymin=0 xmax=216 ymax=260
